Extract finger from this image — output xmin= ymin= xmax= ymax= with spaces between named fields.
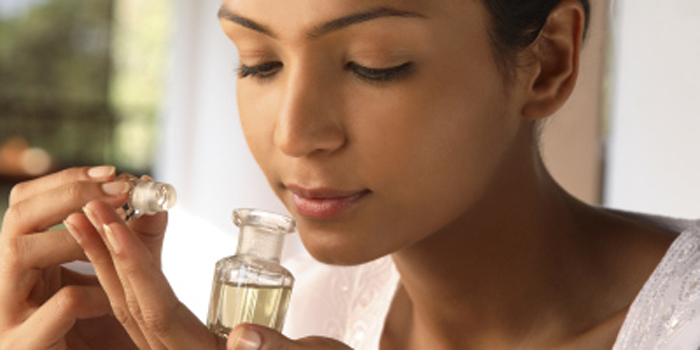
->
xmin=83 ymin=200 xmax=219 ymax=350
xmin=126 ymin=211 xmax=168 ymax=268
xmin=0 ymin=230 xmax=87 ymax=315
xmin=64 ymin=212 xmax=154 ymax=350
xmin=228 ymin=325 xmax=353 ymax=350
xmin=125 ymin=174 xmax=167 ymax=265
xmin=82 ymin=202 xmax=170 ymax=349
xmin=103 ymin=221 xmax=218 ymax=350
xmin=19 ymin=285 xmax=111 ymax=349
xmin=2 ymin=179 xmax=130 ymax=237
xmin=5 ymin=230 xmax=87 ymax=270
xmin=8 ymin=166 xmax=116 ymax=206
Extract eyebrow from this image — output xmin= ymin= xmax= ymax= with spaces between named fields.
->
xmin=217 ymin=6 xmax=426 ymax=39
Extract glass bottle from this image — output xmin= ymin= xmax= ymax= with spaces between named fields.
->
xmin=117 ymin=173 xmax=177 ymax=221
xmin=207 ymin=208 xmax=296 ymax=338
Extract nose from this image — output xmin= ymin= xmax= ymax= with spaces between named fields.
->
xmin=274 ymin=65 xmax=346 ymax=158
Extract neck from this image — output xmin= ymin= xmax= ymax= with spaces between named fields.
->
xmin=386 ymin=132 xmax=617 ymax=349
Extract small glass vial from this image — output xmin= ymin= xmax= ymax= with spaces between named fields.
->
xmin=117 ymin=174 xmax=177 ymax=221
xmin=207 ymin=209 xmax=296 ymax=338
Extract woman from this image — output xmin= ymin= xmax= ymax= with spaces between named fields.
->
xmin=1 ymin=0 xmax=699 ymax=349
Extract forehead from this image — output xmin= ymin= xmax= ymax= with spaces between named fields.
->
xmin=223 ymin=0 xmax=432 ymax=12
xmin=219 ymin=0 xmax=490 ymax=45
xmin=220 ymin=0 xmax=479 ymax=31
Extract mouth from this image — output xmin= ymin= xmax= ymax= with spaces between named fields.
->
xmin=285 ymin=185 xmax=371 ymax=220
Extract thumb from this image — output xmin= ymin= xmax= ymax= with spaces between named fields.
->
xmin=127 ymin=211 xmax=167 ymax=264
xmin=228 ymin=324 xmax=352 ymax=350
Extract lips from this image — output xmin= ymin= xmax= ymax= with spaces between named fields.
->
xmin=286 ymin=185 xmax=370 ymax=220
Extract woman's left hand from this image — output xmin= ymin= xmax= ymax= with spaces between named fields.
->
xmin=65 ymin=200 xmax=224 ymax=350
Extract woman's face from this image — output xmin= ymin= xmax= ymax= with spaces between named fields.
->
xmin=220 ymin=0 xmax=528 ymax=264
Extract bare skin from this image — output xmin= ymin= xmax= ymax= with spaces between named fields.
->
xmin=0 ymin=0 xmax=679 ymax=349
xmin=0 ymin=167 xmax=227 ymax=350
xmin=0 ymin=167 xmax=142 ymax=349
xmin=222 ymin=0 xmax=677 ymax=348
xmin=381 ymin=160 xmax=676 ymax=349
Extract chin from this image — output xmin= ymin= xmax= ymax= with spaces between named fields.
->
xmin=296 ymin=223 xmax=387 ymax=266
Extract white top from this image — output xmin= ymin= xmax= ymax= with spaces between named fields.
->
xmin=613 ymin=214 xmax=700 ymax=349
xmin=283 ymin=214 xmax=700 ymax=349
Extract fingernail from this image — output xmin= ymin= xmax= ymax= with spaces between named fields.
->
xmin=229 ymin=327 xmax=261 ymax=350
xmin=83 ymin=206 xmax=98 ymax=225
xmin=88 ymin=166 xmax=115 ymax=179
xmin=103 ymin=224 xmax=122 ymax=254
xmin=102 ymin=181 xmax=130 ymax=196
xmin=64 ymin=220 xmax=82 ymax=243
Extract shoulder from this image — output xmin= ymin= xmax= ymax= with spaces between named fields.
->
xmin=614 ymin=217 xmax=700 ymax=349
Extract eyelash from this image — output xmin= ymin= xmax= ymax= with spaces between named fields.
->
xmin=237 ymin=62 xmax=282 ymax=80
xmin=346 ymin=62 xmax=414 ymax=83
xmin=237 ymin=61 xmax=414 ymax=83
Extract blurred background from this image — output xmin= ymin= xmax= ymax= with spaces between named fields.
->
xmin=0 ymin=0 xmax=698 ymax=321
xmin=0 ymin=0 xmax=169 ymax=210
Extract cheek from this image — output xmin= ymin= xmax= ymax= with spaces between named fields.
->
xmin=349 ymin=57 xmax=518 ymax=245
xmin=234 ymin=40 xmax=520 ymax=264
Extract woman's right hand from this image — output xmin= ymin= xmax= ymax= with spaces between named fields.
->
xmin=227 ymin=325 xmax=353 ymax=350
xmin=0 ymin=166 xmax=144 ymax=349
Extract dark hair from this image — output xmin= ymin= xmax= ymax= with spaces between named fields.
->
xmin=481 ymin=0 xmax=591 ymax=73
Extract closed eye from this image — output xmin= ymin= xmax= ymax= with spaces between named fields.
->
xmin=237 ymin=61 xmax=414 ymax=83
xmin=238 ymin=61 xmax=283 ymax=80
xmin=346 ymin=62 xmax=414 ymax=82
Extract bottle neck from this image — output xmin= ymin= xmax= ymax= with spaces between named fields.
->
xmin=235 ymin=225 xmax=284 ymax=262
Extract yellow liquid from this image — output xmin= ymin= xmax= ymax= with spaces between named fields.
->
xmin=207 ymin=282 xmax=292 ymax=338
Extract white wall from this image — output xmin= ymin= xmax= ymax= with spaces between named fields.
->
xmin=606 ymin=0 xmax=700 ymax=218
xmin=156 ymin=0 xmax=286 ymax=228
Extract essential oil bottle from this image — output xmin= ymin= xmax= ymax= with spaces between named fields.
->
xmin=117 ymin=173 xmax=177 ymax=220
xmin=207 ymin=209 xmax=296 ymax=338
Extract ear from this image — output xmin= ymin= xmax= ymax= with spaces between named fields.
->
xmin=520 ymin=0 xmax=586 ymax=119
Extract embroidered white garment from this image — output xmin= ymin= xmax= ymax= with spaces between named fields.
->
xmin=284 ymin=254 xmax=400 ymax=349
xmin=283 ymin=215 xmax=700 ymax=350
xmin=613 ymin=217 xmax=700 ymax=349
